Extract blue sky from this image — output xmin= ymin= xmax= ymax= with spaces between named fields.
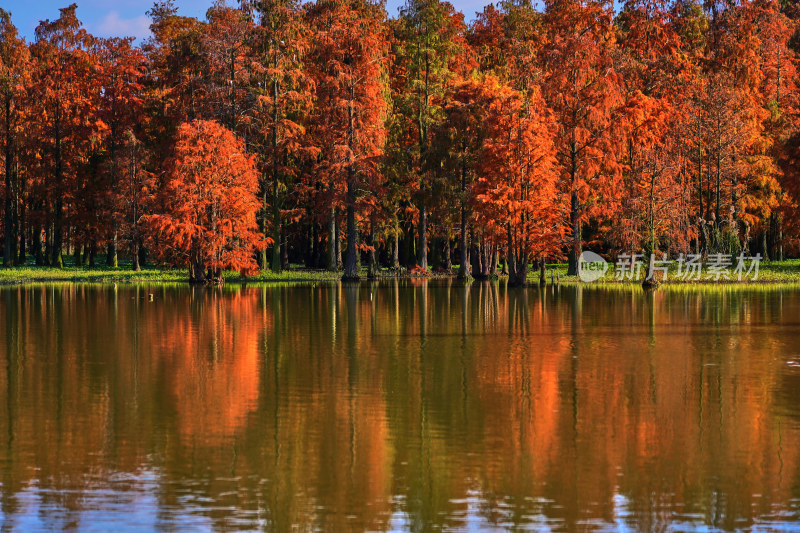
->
xmin=5 ymin=0 xmax=492 ymax=42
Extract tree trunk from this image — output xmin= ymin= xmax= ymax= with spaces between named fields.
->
xmin=52 ymin=199 xmax=63 ymax=268
xmin=343 ymin=198 xmax=359 ymax=281
xmin=2 ymin=193 xmax=13 ymax=268
xmin=34 ymin=228 xmax=43 ymax=266
xmin=271 ymin=197 xmax=281 ymax=273
xmin=508 ymin=249 xmax=528 ymax=287
xmin=335 ymin=213 xmax=343 ymax=270
xmin=443 ymin=236 xmax=451 ymax=272
xmin=327 ymin=207 xmax=337 ymax=271
xmin=430 ymin=236 xmax=441 ymax=270
xmin=507 ymin=241 xmax=516 ymax=281
xmin=190 ymin=248 xmax=206 ymax=283
xmin=52 ymin=108 xmax=64 ymax=268
xmin=458 ymin=203 xmax=469 ymax=279
xmin=271 ymin=187 xmax=281 ymax=272
xmin=418 ymin=204 xmax=428 ymax=270
xmin=88 ymin=240 xmax=97 ymax=267
xmin=469 ymin=230 xmax=479 ymax=278
xmin=509 ymin=261 xmax=528 ymax=287
xmin=477 ymin=239 xmax=489 ymax=278
xmin=306 ymin=223 xmax=315 ymax=268
xmin=259 ymin=174 xmax=269 ymax=270
xmin=343 ymin=83 xmax=358 ymax=284
xmin=403 ymin=220 xmax=415 ymax=267
xmin=132 ymin=241 xmax=140 ymax=271
xmin=45 ymin=226 xmax=52 ymax=266
xmin=567 ymin=189 xmax=581 ymax=276
xmin=281 ymin=227 xmax=289 ymax=270
xmin=106 ymin=234 xmax=118 ymax=267
xmin=16 ymin=202 xmax=25 ymax=266
xmin=391 ymin=218 xmax=400 ymax=270
xmin=367 ymin=221 xmax=378 ymax=279
xmin=3 ymin=96 xmax=16 ymax=267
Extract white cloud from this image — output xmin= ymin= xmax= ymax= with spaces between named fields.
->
xmin=93 ymin=11 xmax=151 ymax=40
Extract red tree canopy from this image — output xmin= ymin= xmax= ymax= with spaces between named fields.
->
xmin=474 ymin=82 xmax=560 ymax=285
xmin=146 ymin=119 xmax=266 ymax=282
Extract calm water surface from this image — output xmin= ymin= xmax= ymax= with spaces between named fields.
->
xmin=0 ymin=281 xmax=799 ymax=532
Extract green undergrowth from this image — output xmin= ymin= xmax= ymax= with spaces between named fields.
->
xmin=2 ymin=255 xmax=800 ymax=285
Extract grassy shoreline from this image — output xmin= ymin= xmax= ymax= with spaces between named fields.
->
xmin=1 ymin=257 xmax=799 ymax=285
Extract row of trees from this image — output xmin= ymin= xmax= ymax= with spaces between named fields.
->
xmin=1 ymin=0 xmax=799 ymax=284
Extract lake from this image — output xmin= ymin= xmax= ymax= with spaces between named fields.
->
xmin=0 ymin=281 xmax=799 ymax=531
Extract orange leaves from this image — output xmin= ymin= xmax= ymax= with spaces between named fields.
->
xmin=472 ymin=82 xmax=561 ymax=261
xmin=307 ymin=0 xmax=389 ymax=205
xmin=4 ymin=0 xmax=800 ymax=271
xmin=145 ymin=120 xmax=265 ymax=281
xmin=541 ymin=0 xmax=627 ymax=269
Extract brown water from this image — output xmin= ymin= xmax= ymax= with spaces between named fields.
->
xmin=0 ymin=281 xmax=799 ymax=532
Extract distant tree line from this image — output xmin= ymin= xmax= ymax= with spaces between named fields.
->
xmin=1 ymin=0 xmax=800 ymax=284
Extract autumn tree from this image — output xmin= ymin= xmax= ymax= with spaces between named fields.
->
xmin=249 ymin=0 xmax=314 ymax=272
xmin=736 ymin=0 xmax=796 ymax=258
xmin=541 ymin=0 xmax=626 ymax=275
xmin=146 ymin=120 xmax=265 ymax=282
xmin=674 ymin=0 xmax=784 ymax=257
xmin=142 ymin=1 xmax=204 ymax=153
xmin=468 ymin=4 xmax=510 ymax=78
xmin=96 ymin=36 xmax=145 ymax=266
xmin=307 ymin=0 xmax=388 ymax=281
xmin=200 ymin=1 xmax=254 ymax=132
xmin=473 ymin=83 xmax=559 ymax=286
xmin=394 ymin=0 xmax=468 ymax=270
xmin=29 ymin=4 xmax=101 ymax=268
xmin=435 ymin=76 xmax=497 ymax=278
xmin=0 ymin=9 xmax=30 ymax=266
xmin=114 ymin=131 xmax=153 ymax=271
xmin=613 ymin=0 xmax=692 ymax=256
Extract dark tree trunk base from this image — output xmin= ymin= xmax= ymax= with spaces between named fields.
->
xmin=507 ymin=275 xmax=528 ymax=288
xmin=642 ymin=278 xmax=660 ymax=290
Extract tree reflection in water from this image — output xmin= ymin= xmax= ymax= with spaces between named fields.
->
xmin=0 ymin=281 xmax=798 ymax=531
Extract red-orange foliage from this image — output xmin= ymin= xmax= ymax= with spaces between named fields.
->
xmin=29 ymin=4 xmax=102 ymax=267
xmin=613 ymin=0 xmax=692 ymax=256
xmin=2 ymin=0 xmax=800 ymax=277
xmin=145 ymin=120 xmax=265 ymax=282
xmin=541 ymin=0 xmax=626 ymax=275
xmin=437 ymin=75 xmax=500 ymax=278
xmin=113 ymin=131 xmax=153 ymax=271
xmin=307 ymin=0 xmax=388 ymax=280
xmin=473 ymin=82 xmax=560 ymax=286
xmin=0 ymin=8 xmax=30 ymax=266
xmin=97 ymin=36 xmax=145 ymax=266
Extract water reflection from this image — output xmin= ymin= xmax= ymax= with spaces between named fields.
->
xmin=0 ymin=281 xmax=799 ymax=531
